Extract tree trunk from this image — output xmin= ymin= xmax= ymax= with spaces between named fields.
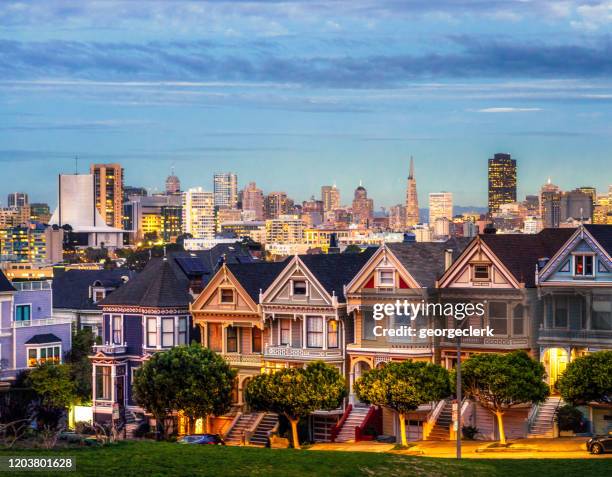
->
xmin=288 ymin=416 xmax=300 ymax=449
xmin=205 ymin=415 xmax=211 ymax=434
xmin=399 ymin=412 xmax=408 ymax=447
xmin=495 ymin=411 xmax=506 ymax=445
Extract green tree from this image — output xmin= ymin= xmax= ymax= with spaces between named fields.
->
xmin=132 ymin=344 xmax=235 ymax=438
xmin=354 ymin=361 xmax=450 ymax=446
xmin=459 ymin=351 xmax=548 ymax=444
xmin=245 ymin=361 xmax=346 ymax=449
xmin=66 ymin=329 xmax=96 ymax=403
xmin=558 ymin=351 xmax=612 ymax=405
xmin=26 ymin=363 xmax=78 ymax=429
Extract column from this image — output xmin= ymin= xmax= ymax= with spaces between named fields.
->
xmin=323 ymin=316 xmax=328 ymax=350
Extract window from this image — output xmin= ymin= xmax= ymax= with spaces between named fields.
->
xmin=220 ymin=289 xmax=235 ymax=303
xmin=574 ymin=255 xmax=594 ymax=276
xmin=112 ymin=315 xmax=123 ymax=344
xmin=513 ymin=304 xmax=524 ymax=336
xmin=473 ymin=264 xmax=490 ymax=281
xmin=93 ymin=289 xmax=105 ymax=303
xmin=280 ymin=320 xmax=291 ymax=345
xmin=162 ymin=317 xmax=174 ymax=347
xmin=362 ymin=310 xmax=376 ymax=340
xmin=488 ymin=302 xmax=507 ymax=335
xmin=27 ymin=345 xmax=61 ymax=367
xmin=293 ymin=280 xmax=307 ymax=296
xmin=378 ymin=270 xmax=394 ymax=287
xmin=178 ymin=317 xmax=188 ymax=345
xmin=146 ymin=317 xmax=158 ymax=347
xmin=327 ymin=320 xmax=339 ymax=348
xmin=226 ymin=326 xmax=238 ymax=353
xmin=15 ymin=304 xmax=31 ymax=322
xmin=554 ymin=299 xmax=568 ymax=328
xmin=306 ymin=316 xmax=323 ymax=348
xmin=252 ymin=327 xmax=262 ymax=353
xmin=95 ymin=366 xmax=111 ymax=400
xmin=592 ymin=295 xmax=612 ymax=331
xmin=208 ymin=323 xmax=222 ymax=352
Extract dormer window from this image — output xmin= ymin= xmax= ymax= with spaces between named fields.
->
xmin=473 ymin=264 xmax=490 ymax=281
xmin=93 ymin=289 xmax=106 ymax=303
xmin=293 ymin=280 xmax=307 ymax=296
xmin=220 ymin=288 xmax=235 ymax=303
xmin=378 ymin=270 xmax=394 ymax=288
xmin=574 ymin=255 xmax=594 ymax=277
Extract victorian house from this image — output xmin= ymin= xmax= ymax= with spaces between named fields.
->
xmin=90 ymin=257 xmax=192 ymax=426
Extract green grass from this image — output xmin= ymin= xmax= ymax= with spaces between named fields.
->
xmin=1 ymin=441 xmax=611 ymax=477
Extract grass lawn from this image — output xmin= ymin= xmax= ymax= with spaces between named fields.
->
xmin=2 ymin=441 xmax=611 ymax=477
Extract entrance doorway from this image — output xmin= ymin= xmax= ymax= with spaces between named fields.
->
xmin=543 ymin=348 xmax=569 ymax=391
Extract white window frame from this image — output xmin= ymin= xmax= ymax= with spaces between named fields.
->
xmin=178 ymin=316 xmax=188 ymax=345
xmin=111 ymin=315 xmax=123 ymax=345
xmin=161 ymin=317 xmax=175 ymax=348
xmin=573 ymin=253 xmax=596 ymax=278
xmin=26 ymin=343 xmax=62 ymax=367
xmin=472 ymin=263 xmax=491 ymax=282
xmin=15 ymin=303 xmax=32 ymax=322
xmin=376 ymin=269 xmax=395 ymax=288
xmin=291 ymin=279 xmax=308 ymax=297
xmin=146 ymin=316 xmax=158 ymax=348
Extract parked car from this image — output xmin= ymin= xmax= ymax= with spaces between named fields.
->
xmin=178 ymin=434 xmax=225 ymax=445
xmin=587 ymin=432 xmax=612 ymax=454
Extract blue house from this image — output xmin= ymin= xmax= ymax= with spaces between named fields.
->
xmin=0 ymin=271 xmax=72 ymax=382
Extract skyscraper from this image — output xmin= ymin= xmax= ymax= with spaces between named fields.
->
xmin=264 ymin=192 xmax=293 ymax=219
xmin=182 ymin=187 xmax=215 ymax=239
xmin=321 ymin=184 xmax=340 ymax=212
xmin=242 ymin=182 xmax=265 ymax=220
xmin=7 ymin=192 xmax=28 ymax=208
xmin=352 ymin=182 xmax=374 ymax=227
xmin=165 ymin=167 xmax=181 ymax=195
xmin=213 ymin=172 xmax=238 ymax=208
xmin=428 ymin=192 xmax=453 ymax=224
xmin=90 ymin=163 xmax=124 ymax=229
xmin=487 ymin=153 xmax=517 ymax=215
xmin=539 ymin=178 xmax=560 ymax=217
xmin=405 ymin=157 xmax=419 ymax=227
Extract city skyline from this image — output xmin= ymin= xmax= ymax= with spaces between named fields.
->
xmin=1 ymin=1 xmax=612 ymax=207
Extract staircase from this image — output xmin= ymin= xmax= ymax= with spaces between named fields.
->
xmin=124 ymin=409 xmax=141 ymax=438
xmin=528 ymin=396 xmax=562 ymax=438
xmin=224 ymin=413 xmax=259 ymax=445
xmin=427 ymin=400 xmax=452 ymax=440
xmin=249 ymin=413 xmax=278 ymax=447
xmin=335 ymin=406 xmax=370 ymax=443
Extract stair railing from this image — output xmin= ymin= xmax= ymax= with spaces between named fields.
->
xmin=330 ymin=404 xmax=352 ymax=442
xmin=423 ymin=399 xmax=446 ymax=440
xmin=244 ymin=413 xmax=266 ymax=445
xmin=355 ymin=406 xmax=382 ymax=442
xmin=526 ymin=403 xmax=539 ymax=433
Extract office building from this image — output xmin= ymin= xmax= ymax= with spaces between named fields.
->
xmin=352 ymin=183 xmax=374 ymax=227
xmin=488 ymin=153 xmax=517 ymax=214
xmin=242 ymin=182 xmax=265 ymax=220
xmin=265 ymin=216 xmax=305 ymax=244
xmin=428 ymin=192 xmax=453 ymax=225
xmin=30 ymin=203 xmax=51 ymax=224
xmin=165 ymin=168 xmax=181 ymax=195
xmin=213 ymin=172 xmax=238 ymax=208
xmin=321 ymin=184 xmax=340 ymax=213
xmin=7 ymin=192 xmax=28 ymax=208
xmin=90 ymin=163 xmax=124 ymax=229
xmin=264 ymin=192 xmax=293 ymax=219
xmin=182 ymin=188 xmax=215 ymax=239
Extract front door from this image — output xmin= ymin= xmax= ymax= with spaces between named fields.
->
xmin=116 ymin=376 xmax=125 ymax=407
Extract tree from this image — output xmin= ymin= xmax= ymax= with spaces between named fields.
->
xmin=558 ymin=351 xmax=612 ymax=405
xmin=354 ymin=360 xmax=450 ymax=446
xmin=132 ymin=344 xmax=235 ymax=438
xmin=66 ymin=329 xmax=96 ymax=403
xmin=245 ymin=361 xmax=346 ymax=449
xmin=459 ymin=351 xmax=548 ymax=444
xmin=343 ymin=244 xmax=362 ymax=254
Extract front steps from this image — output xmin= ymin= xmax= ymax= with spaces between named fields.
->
xmin=334 ymin=406 xmax=371 ymax=443
xmin=224 ymin=413 xmax=259 ymax=445
xmin=528 ymin=396 xmax=563 ymax=438
xmin=250 ymin=413 xmax=278 ymax=447
xmin=427 ymin=400 xmax=452 ymax=441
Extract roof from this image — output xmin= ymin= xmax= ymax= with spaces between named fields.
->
xmin=387 ymin=237 xmax=471 ymax=288
xmin=227 ymin=260 xmax=289 ymax=302
xmin=298 ymin=248 xmax=378 ymax=300
xmin=585 ymin=224 xmax=612 ymax=255
xmin=0 ymin=270 xmax=15 ymax=293
xmin=52 ymin=269 xmax=135 ymax=310
xmin=480 ymin=228 xmax=576 ymax=287
xmin=99 ymin=257 xmax=192 ymax=308
xmin=25 ymin=333 xmax=61 ymax=345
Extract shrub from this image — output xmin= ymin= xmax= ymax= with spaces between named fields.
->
xmin=556 ymin=405 xmax=585 ymax=433
xmin=462 ymin=425 xmax=479 ymax=440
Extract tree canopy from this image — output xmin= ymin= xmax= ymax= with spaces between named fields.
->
xmin=459 ymin=351 xmax=548 ymax=444
xmin=558 ymin=351 xmax=612 ymax=406
xmin=66 ymin=328 xmax=97 ymax=403
xmin=354 ymin=360 xmax=450 ymax=446
xmin=245 ymin=361 xmax=346 ymax=448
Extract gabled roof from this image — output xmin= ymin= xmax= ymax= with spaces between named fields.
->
xmin=298 ymin=248 xmax=378 ymax=301
xmin=480 ymin=228 xmax=576 ymax=287
xmin=387 ymin=238 xmax=471 ymax=288
xmin=227 ymin=260 xmax=288 ymax=302
xmin=99 ymin=257 xmax=191 ymax=308
xmin=52 ymin=269 xmax=135 ymax=310
xmin=584 ymin=224 xmax=612 ymax=256
xmin=25 ymin=333 xmax=61 ymax=345
xmin=0 ymin=270 xmax=15 ymax=293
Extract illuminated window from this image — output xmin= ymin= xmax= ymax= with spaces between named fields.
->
xmin=574 ymin=255 xmax=594 ymax=276
xmin=178 ymin=317 xmax=188 ymax=345
xmin=27 ymin=345 xmax=61 ymax=367
xmin=146 ymin=317 xmax=158 ymax=347
xmin=162 ymin=318 xmax=174 ymax=347
xmin=327 ymin=320 xmax=339 ymax=348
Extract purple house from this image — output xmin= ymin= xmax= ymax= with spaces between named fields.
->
xmin=90 ymin=257 xmax=192 ymax=425
xmin=0 ymin=271 xmax=72 ymax=383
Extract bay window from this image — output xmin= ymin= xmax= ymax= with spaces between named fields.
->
xmin=178 ymin=317 xmax=188 ymax=345
xmin=488 ymin=302 xmax=507 ymax=335
xmin=146 ymin=317 xmax=158 ymax=347
xmin=112 ymin=315 xmax=123 ymax=344
xmin=27 ymin=345 xmax=61 ymax=367
xmin=95 ymin=366 xmax=111 ymax=400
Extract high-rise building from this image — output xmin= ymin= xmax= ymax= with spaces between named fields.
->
xmin=389 ymin=204 xmax=406 ymax=231
xmin=321 ymin=184 xmax=340 ymax=213
xmin=265 ymin=192 xmax=293 ymax=219
xmin=539 ymin=178 xmax=561 ymax=217
xmin=165 ymin=168 xmax=181 ymax=195
xmin=182 ymin=187 xmax=215 ymax=239
xmin=577 ymin=186 xmax=597 ymax=207
xmin=428 ymin=192 xmax=453 ymax=225
xmin=560 ymin=189 xmax=593 ymax=223
xmin=265 ymin=215 xmax=305 ymax=244
xmin=488 ymin=153 xmax=517 ymax=214
xmin=213 ymin=172 xmax=238 ymax=208
xmin=542 ymin=190 xmax=561 ymax=228
xmin=241 ymin=182 xmax=265 ymax=220
xmin=352 ymin=183 xmax=374 ymax=227
xmin=7 ymin=192 xmax=28 ymax=208
xmin=593 ymin=193 xmax=612 ymax=225
xmin=124 ymin=186 xmax=148 ymax=202
xmin=405 ymin=157 xmax=419 ymax=227
xmin=29 ymin=203 xmax=51 ymax=224
xmin=90 ymin=163 xmax=124 ymax=229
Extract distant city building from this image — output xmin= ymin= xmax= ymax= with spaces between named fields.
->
xmin=7 ymin=192 xmax=28 ymax=208
xmin=29 ymin=203 xmax=51 ymax=224
xmin=433 ymin=217 xmax=450 ymax=238
xmin=523 ymin=195 xmax=539 ymax=216
xmin=577 ymin=186 xmax=597 ymax=206
xmin=182 ymin=187 xmax=215 ymax=239
xmin=0 ymin=222 xmax=63 ymax=264
xmin=220 ymin=221 xmax=266 ymax=244
xmin=165 ymin=167 xmax=181 ymax=195
xmin=539 ymin=178 xmax=561 ymax=217
xmin=216 ymin=207 xmax=242 ymax=232
xmin=462 ymin=220 xmax=478 ymax=237
xmin=123 ymin=186 xmax=148 ymax=202
xmin=123 ymin=194 xmax=182 ymax=241
xmin=352 ymin=183 xmax=374 ymax=227
xmin=264 ymin=192 xmax=293 ymax=219
xmin=241 ymin=182 xmax=265 ymax=220
xmin=593 ymin=190 xmax=612 ymax=225
xmin=213 ymin=172 xmax=238 ymax=208
xmin=524 ymin=216 xmax=544 ymax=234
xmin=488 ymin=153 xmax=517 ymax=214
xmin=389 ymin=204 xmax=406 ymax=231
xmin=321 ymin=184 xmax=340 ymax=213
xmin=542 ymin=190 xmax=561 ymax=228
xmin=428 ymin=192 xmax=453 ymax=225
xmin=265 ymin=215 xmax=305 ymax=244
xmin=560 ymin=189 xmax=594 ymax=223
xmin=90 ymin=163 xmax=124 ymax=229
xmin=405 ymin=157 xmax=419 ymax=227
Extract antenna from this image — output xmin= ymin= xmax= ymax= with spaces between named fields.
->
xmin=74 ymin=155 xmax=79 ymax=174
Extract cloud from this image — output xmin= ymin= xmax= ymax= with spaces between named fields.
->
xmin=475 ymin=107 xmax=542 ymax=113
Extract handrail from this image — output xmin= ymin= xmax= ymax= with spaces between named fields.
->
xmin=355 ymin=406 xmax=382 ymax=442
xmin=423 ymin=399 xmax=447 ymax=440
xmin=330 ymin=404 xmax=352 ymax=442
xmin=527 ymin=403 xmax=539 ymax=431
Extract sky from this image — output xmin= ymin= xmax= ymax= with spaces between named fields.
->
xmin=1 ymin=1 xmax=612 ymax=210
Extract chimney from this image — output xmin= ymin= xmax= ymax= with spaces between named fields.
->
xmin=444 ymin=249 xmax=453 ymax=271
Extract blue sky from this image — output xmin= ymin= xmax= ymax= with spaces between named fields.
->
xmin=1 ymin=1 xmax=612 ymax=209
